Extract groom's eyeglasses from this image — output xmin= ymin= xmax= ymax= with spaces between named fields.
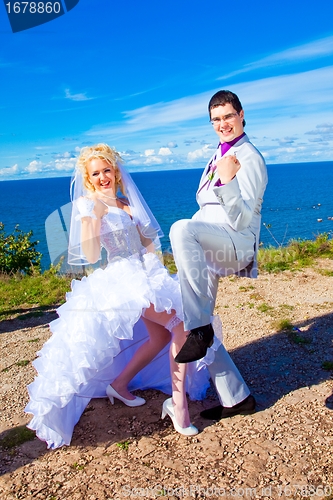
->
xmin=210 ymin=113 xmax=238 ymax=127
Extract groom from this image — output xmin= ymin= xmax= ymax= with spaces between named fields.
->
xmin=170 ymin=90 xmax=268 ymax=419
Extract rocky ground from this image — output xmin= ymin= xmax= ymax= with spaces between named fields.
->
xmin=0 ymin=262 xmax=333 ymax=499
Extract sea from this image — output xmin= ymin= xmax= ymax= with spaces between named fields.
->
xmin=1 ymin=161 xmax=333 ymax=271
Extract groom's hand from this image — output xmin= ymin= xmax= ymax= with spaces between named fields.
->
xmin=216 ymin=155 xmax=241 ymax=184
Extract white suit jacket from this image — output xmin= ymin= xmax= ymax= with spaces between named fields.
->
xmin=193 ymin=134 xmax=268 ymax=277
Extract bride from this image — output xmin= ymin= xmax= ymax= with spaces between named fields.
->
xmin=25 ymin=143 xmax=220 ymax=449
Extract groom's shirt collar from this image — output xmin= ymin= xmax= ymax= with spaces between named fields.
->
xmin=219 ymin=132 xmax=246 ymax=156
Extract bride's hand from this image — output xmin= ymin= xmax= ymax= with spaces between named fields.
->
xmin=92 ymin=198 xmax=108 ymax=219
xmin=76 ymin=196 xmax=107 ymax=220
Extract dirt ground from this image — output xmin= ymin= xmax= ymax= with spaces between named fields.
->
xmin=0 ymin=262 xmax=333 ymax=499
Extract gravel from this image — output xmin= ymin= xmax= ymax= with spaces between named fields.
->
xmin=1 ymin=263 xmax=333 ymax=499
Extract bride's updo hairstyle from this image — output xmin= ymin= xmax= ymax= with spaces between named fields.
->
xmin=77 ymin=143 xmax=126 ymax=197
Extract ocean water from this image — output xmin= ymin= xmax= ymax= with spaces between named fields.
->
xmin=1 ymin=161 xmax=333 ymax=270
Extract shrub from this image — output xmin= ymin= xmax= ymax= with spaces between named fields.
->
xmin=0 ymin=223 xmax=41 ymax=274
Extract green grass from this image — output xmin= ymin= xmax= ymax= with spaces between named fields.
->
xmin=274 ymin=319 xmax=312 ymax=345
xmin=258 ymin=233 xmax=333 ymax=273
xmin=289 ymin=328 xmax=311 ymax=345
xmin=322 ymin=361 xmax=333 ymax=371
xmin=239 ymin=285 xmax=255 ymax=292
xmin=16 ymin=360 xmax=30 ymax=367
xmin=275 ymin=319 xmax=294 ymax=332
xmin=317 ymin=269 xmax=333 ymax=277
xmin=0 ymin=426 xmax=35 ymax=449
xmin=0 ymin=267 xmax=72 ymax=320
xmin=163 ymin=252 xmax=177 ymax=274
xmin=116 ymin=440 xmax=130 ymax=451
xmin=0 ymin=234 xmax=331 ymax=321
xmin=249 ymin=292 xmax=263 ymax=301
xmin=72 ymin=462 xmax=85 ymax=470
xmin=289 ymin=333 xmax=312 ymax=345
xmin=257 ymin=303 xmax=274 ymax=313
xmin=279 ymin=304 xmax=294 ymax=311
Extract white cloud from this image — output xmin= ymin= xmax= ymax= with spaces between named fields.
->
xmin=219 ymin=35 xmax=333 ymax=80
xmin=187 ymin=144 xmax=214 ymax=162
xmin=234 ymin=66 xmax=333 ymax=111
xmin=87 ymin=66 xmax=333 ymax=141
xmin=167 ymin=141 xmax=178 ymax=148
xmin=277 ymin=136 xmax=298 ymax=146
xmin=25 ymin=160 xmax=42 ymax=173
xmin=54 ymin=158 xmax=77 ymax=171
xmin=0 ymin=164 xmax=18 ymax=176
xmin=54 ymin=150 xmax=76 ymax=159
xmin=65 ymin=88 xmax=94 ymax=102
xmin=144 ymin=149 xmax=155 ymax=156
xmin=82 ymin=65 xmax=333 ymax=167
xmin=143 ymin=156 xmax=163 ymax=165
xmin=20 ymin=152 xmax=77 ymax=177
xmin=305 ymin=123 xmax=333 ymax=141
xmin=158 ymin=147 xmax=172 ymax=156
xmin=87 ymin=91 xmax=212 ymax=137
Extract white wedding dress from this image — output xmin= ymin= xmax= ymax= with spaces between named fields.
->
xmin=25 ymin=205 xmax=221 ymax=449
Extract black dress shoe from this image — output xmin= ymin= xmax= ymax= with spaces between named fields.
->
xmin=200 ymin=395 xmax=256 ymax=420
xmin=174 ymin=324 xmax=214 ymax=363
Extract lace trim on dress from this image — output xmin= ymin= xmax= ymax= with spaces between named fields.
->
xmin=165 ymin=314 xmax=182 ymax=333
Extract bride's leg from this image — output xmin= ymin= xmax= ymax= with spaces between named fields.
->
xmin=143 ymin=305 xmax=191 ymax=428
xmin=111 ymin=315 xmax=171 ymax=400
xmin=168 ymin=322 xmax=191 ymax=428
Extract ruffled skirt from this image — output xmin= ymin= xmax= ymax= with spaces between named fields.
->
xmin=25 ymin=253 xmax=221 ymax=449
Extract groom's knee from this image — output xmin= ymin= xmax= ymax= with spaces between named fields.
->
xmin=169 ymin=219 xmax=191 ymax=244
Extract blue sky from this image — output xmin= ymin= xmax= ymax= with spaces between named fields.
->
xmin=1 ymin=0 xmax=333 ymax=180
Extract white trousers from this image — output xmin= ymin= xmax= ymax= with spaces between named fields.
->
xmin=170 ymin=219 xmax=253 ymax=406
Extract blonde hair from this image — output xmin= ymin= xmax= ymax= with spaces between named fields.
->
xmin=77 ymin=143 xmax=126 ymax=196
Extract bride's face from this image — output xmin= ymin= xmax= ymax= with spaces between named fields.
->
xmin=87 ymin=158 xmax=116 ymax=194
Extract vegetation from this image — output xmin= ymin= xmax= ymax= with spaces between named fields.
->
xmin=258 ymin=233 xmax=333 ymax=273
xmin=116 ymin=440 xmax=130 ymax=451
xmin=0 ymin=223 xmax=41 ymax=274
xmin=16 ymin=360 xmax=30 ymax=367
xmin=274 ymin=318 xmax=294 ymax=332
xmin=166 ymin=233 xmax=333 ymax=274
xmin=163 ymin=252 xmax=177 ymax=274
xmin=72 ymin=462 xmax=85 ymax=470
xmin=273 ymin=319 xmax=312 ymax=344
xmin=0 ymin=229 xmax=332 ymax=321
xmin=257 ymin=303 xmax=274 ymax=314
xmin=322 ymin=361 xmax=333 ymax=371
xmin=0 ymin=266 xmax=72 ymax=320
xmin=0 ymin=426 xmax=35 ymax=449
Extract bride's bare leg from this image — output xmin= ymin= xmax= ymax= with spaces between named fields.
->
xmin=168 ymin=321 xmax=191 ymax=428
xmin=111 ymin=317 xmax=171 ymax=400
xmin=143 ymin=305 xmax=191 ymax=428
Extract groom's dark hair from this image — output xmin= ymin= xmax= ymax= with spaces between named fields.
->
xmin=208 ymin=90 xmax=246 ymax=127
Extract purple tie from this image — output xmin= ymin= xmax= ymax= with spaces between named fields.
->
xmin=207 ymin=133 xmax=245 ymax=187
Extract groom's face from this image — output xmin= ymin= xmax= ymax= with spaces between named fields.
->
xmin=210 ymin=103 xmax=244 ymax=143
